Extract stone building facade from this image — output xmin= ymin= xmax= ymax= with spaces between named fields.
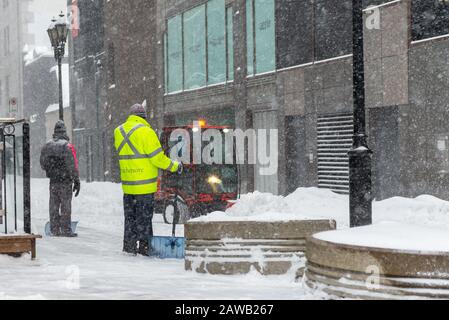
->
xmin=0 ymin=0 xmax=34 ymax=119
xmin=23 ymin=51 xmax=65 ymax=178
xmin=68 ymin=0 xmax=106 ymax=181
xmin=80 ymin=0 xmax=449 ymax=200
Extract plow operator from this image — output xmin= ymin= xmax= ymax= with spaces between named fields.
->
xmin=114 ymin=104 xmax=183 ymax=256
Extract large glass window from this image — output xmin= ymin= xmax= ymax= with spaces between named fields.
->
xmin=246 ymin=0 xmax=254 ymax=75
xmin=184 ymin=5 xmax=206 ymax=90
xmin=315 ymin=0 xmax=352 ymax=61
xmin=255 ymin=0 xmax=276 ymax=74
xmin=276 ymin=0 xmax=314 ymax=69
xmin=208 ymin=0 xmax=226 ymax=85
xmin=226 ymin=6 xmax=234 ymax=81
xmin=247 ymin=0 xmax=276 ymax=76
xmin=164 ymin=33 xmax=168 ymax=91
xmin=412 ymin=0 xmax=449 ymax=41
xmin=167 ymin=16 xmax=183 ymax=93
xmin=165 ymin=0 xmax=231 ymax=93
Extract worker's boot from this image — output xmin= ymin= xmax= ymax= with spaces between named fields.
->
xmin=138 ymin=240 xmax=150 ymax=256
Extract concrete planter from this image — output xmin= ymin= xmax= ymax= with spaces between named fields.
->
xmin=185 ymin=220 xmax=336 ymax=276
xmin=305 ymin=236 xmax=449 ymax=299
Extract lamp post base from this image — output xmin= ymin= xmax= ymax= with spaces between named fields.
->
xmin=348 ymin=145 xmax=373 ymax=228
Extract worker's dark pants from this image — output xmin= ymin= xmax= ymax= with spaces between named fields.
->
xmin=123 ymin=194 xmax=154 ymax=255
xmin=49 ymin=181 xmax=73 ymax=236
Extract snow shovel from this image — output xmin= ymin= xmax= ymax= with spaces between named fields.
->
xmin=149 ymin=187 xmax=185 ymax=259
xmin=44 ymin=221 xmax=78 ymax=237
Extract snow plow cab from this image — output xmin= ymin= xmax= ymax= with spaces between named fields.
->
xmin=155 ymin=122 xmax=239 ymax=224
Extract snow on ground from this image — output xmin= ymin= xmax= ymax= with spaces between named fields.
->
xmin=3 ymin=180 xmax=449 ymax=299
xmin=0 ymin=179 xmax=318 ymax=300
xmin=194 ymin=188 xmax=449 ymax=230
xmin=315 ymin=222 xmax=449 ymax=253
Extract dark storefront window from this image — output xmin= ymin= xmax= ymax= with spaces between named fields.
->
xmin=246 ymin=0 xmax=276 ymax=76
xmin=276 ymin=0 xmax=314 ymax=69
xmin=107 ymin=43 xmax=115 ymax=85
xmin=276 ymin=0 xmax=353 ymax=69
xmin=412 ymin=0 xmax=449 ymax=41
xmin=165 ymin=0 xmax=233 ymax=94
xmin=314 ymin=0 xmax=353 ymax=61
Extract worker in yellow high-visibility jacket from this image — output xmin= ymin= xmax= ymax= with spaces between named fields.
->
xmin=114 ymin=104 xmax=182 ymax=255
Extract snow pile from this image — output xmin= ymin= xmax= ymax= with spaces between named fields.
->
xmin=372 ymin=195 xmax=449 ymax=229
xmin=24 ymin=46 xmax=53 ymax=66
xmin=315 ymin=222 xmax=449 ymax=253
xmin=193 ymin=188 xmax=347 ymax=223
xmin=193 ymin=188 xmax=449 ymax=229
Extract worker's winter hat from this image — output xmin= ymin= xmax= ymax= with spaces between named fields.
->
xmin=129 ymin=104 xmax=147 ymax=119
xmin=54 ymin=120 xmax=67 ymax=134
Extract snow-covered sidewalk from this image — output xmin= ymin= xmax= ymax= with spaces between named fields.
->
xmin=0 ymin=180 xmax=316 ymax=300
xmin=3 ymin=180 xmax=449 ymax=299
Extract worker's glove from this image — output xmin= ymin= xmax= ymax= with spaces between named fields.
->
xmin=73 ymin=177 xmax=81 ymax=197
xmin=177 ymin=162 xmax=183 ymax=175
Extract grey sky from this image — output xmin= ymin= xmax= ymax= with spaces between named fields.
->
xmin=27 ymin=0 xmax=68 ymax=49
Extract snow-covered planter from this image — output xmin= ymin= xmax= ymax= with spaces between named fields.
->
xmin=305 ymin=223 xmax=449 ymax=300
xmin=185 ymin=220 xmax=336 ymax=276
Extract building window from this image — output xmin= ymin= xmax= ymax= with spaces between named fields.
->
xmin=314 ymin=0 xmax=352 ymax=61
xmin=226 ymin=6 xmax=234 ymax=81
xmin=276 ymin=0 xmax=314 ymax=69
xmin=167 ymin=15 xmax=183 ymax=93
xmin=246 ymin=0 xmax=276 ymax=76
xmin=165 ymin=0 xmax=231 ymax=94
xmin=184 ymin=4 xmax=206 ymax=90
xmin=412 ymin=0 xmax=449 ymax=41
xmin=164 ymin=32 xmax=168 ymax=91
xmin=107 ymin=43 xmax=116 ymax=85
xmin=4 ymin=26 xmax=10 ymax=56
xmin=246 ymin=0 xmax=254 ymax=76
xmin=5 ymin=75 xmax=9 ymax=107
xmin=208 ymin=0 xmax=226 ymax=85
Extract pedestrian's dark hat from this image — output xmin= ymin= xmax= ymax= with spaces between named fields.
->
xmin=129 ymin=104 xmax=147 ymax=119
xmin=54 ymin=120 xmax=67 ymax=135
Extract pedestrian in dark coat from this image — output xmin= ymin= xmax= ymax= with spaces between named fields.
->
xmin=40 ymin=120 xmax=81 ymax=237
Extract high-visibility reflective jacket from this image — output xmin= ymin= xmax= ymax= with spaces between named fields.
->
xmin=114 ymin=115 xmax=179 ymax=195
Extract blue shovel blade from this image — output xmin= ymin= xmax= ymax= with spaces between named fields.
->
xmin=149 ymin=236 xmax=185 ymax=259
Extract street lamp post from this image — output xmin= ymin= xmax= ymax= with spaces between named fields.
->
xmin=349 ymin=0 xmax=373 ymax=227
xmin=95 ymin=59 xmax=104 ymax=181
xmin=47 ymin=12 xmax=69 ymax=121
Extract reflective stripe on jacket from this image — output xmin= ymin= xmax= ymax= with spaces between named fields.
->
xmin=114 ymin=115 xmax=179 ymax=195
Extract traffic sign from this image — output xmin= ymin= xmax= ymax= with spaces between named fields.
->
xmin=9 ymin=97 xmax=18 ymax=113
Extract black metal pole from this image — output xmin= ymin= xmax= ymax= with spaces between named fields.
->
xmin=0 ymin=129 xmax=2 ymax=227
xmin=95 ymin=63 xmax=101 ymax=181
xmin=2 ymin=129 xmax=7 ymax=234
xmin=58 ymin=48 xmax=64 ymax=121
xmin=12 ymin=135 xmax=17 ymax=232
xmin=349 ymin=0 xmax=373 ymax=228
xmin=23 ymin=123 xmax=31 ymax=234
